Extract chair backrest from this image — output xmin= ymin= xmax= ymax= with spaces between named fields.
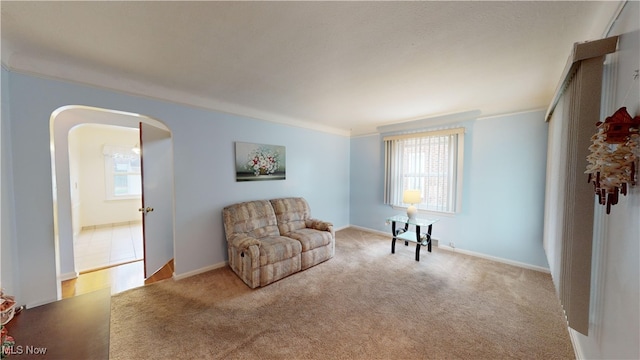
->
xmin=222 ymin=200 xmax=280 ymax=240
xmin=270 ymin=197 xmax=311 ymax=235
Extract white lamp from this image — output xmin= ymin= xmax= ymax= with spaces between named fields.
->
xmin=403 ymin=189 xmax=422 ymax=219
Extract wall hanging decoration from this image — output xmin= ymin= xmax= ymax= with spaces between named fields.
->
xmin=235 ymin=142 xmax=286 ymax=181
xmin=585 ymin=106 xmax=640 ymax=214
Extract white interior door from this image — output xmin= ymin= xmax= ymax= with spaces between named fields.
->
xmin=139 ymin=122 xmax=174 ymax=278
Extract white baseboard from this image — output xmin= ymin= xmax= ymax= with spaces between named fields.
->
xmin=59 ymin=271 xmax=79 ymax=281
xmin=568 ymin=328 xmax=584 ymax=360
xmin=176 ymin=225 xmax=548 ymax=286
xmin=173 ymin=261 xmax=228 ymax=281
xmin=347 ymin=224 xmax=440 ymax=247
xmin=26 ymin=297 xmax=58 ymax=309
xmin=348 ymin=225 xmax=549 ymax=273
xmin=348 ymin=224 xmax=388 ymax=236
xmin=437 ymin=244 xmax=550 ymax=273
xmin=81 ymin=220 xmax=142 ymax=231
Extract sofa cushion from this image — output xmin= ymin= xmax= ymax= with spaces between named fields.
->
xmin=285 ymin=228 xmax=333 ymax=252
xmin=258 ymin=236 xmax=303 ymax=266
xmin=270 ymin=197 xmax=311 ymax=234
xmin=223 ymin=200 xmax=280 ymax=239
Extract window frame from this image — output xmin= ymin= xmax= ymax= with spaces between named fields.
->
xmin=384 ymin=127 xmax=465 ymax=215
xmin=103 ymin=145 xmax=142 ymax=201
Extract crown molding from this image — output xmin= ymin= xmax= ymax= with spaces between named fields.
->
xmin=376 ymin=110 xmax=481 ymax=134
xmin=3 ymin=57 xmax=351 ymax=138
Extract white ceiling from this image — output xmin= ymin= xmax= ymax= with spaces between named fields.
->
xmin=1 ymin=1 xmax=622 ymax=136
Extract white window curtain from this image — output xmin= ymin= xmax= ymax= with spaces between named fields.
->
xmin=384 ymin=128 xmax=464 ymax=213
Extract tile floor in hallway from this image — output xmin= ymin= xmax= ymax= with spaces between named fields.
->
xmin=74 ymin=222 xmax=143 ymax=273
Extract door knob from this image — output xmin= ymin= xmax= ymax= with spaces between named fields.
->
xmin=139 ymin=207 xmax=154 ymax=213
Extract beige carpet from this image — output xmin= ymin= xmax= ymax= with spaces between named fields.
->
xmin=110 ymin=228 xmax=574 ymax=359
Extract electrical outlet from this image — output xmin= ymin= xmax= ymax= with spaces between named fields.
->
xmin=449 ymin=241 xmax=455 ymax=248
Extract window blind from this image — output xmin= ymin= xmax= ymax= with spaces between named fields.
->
xmin=542 ymin=36 xmax=618 ymax=336
xmin=384 ymin=128 xmax=464 ymax=213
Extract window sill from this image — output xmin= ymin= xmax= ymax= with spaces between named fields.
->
xmin=390 ymin=205 xmax=456 ymax=218
xmin=106 ymin=196 xmax=141 ymax=202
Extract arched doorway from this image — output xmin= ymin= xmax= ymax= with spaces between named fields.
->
xmin=50 ymin=105 xmax=175 ymax=298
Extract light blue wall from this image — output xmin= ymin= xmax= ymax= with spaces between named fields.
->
xmin=2 ymin=70 xmax=350 ymax=306
xmin=350 ymin=111 xmax=550 ymax=268
xmin=1 ymin=66 xmax=19 ymax=297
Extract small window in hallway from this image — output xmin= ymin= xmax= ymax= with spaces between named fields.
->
xmin=103 ymin=145 xmax=142 ymax=200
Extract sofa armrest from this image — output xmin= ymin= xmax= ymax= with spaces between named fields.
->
xmin=305 ymin=219 xmax=334 ymax=232
xmin=228 ymin=234 xmax=261 ymax=251
xmin=227 ymin=237 xmax=261 ymax=288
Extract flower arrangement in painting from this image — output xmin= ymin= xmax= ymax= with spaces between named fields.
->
xmin=246 ymin=146 xmax=280 ymax=176
xmin=585 ymin=107 xmax=640 ymax=214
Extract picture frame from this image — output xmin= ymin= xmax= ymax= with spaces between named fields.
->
xmin=235 ymin=142 xmax=286 ymax=181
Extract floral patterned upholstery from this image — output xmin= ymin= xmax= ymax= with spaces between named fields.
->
xmin=223 ymin=197 xmax=335 ymax=288
xmin=270 ymin=198 xmax=335 ymax=269
xmin=222 ymin=200 xmax=280 ymax=241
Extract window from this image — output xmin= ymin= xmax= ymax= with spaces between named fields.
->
xmin=384 ymin=128 xmax=464 ymax=214
xmin=103 ymin=145 xmax=141 ymax=200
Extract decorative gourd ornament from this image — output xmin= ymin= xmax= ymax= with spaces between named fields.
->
xmin=596 ymin=107 xmax=640 ymax=143
xmin=585 ymin=107 xmax=640 ymax=214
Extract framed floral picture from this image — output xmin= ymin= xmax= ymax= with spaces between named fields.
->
xmin=235 ymin=142 xmax=286 ymax=181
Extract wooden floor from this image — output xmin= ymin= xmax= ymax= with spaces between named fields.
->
xmin=61 ymin=259 xmax=174 ymax=299
xmin=6 ymin=288 xmax=112 ymax=359
xmin=145 ymin=258 xmax=175 ymax=285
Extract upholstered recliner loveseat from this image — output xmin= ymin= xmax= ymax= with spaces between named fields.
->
xmin=222 ymin=197 xmax=335 ymax=288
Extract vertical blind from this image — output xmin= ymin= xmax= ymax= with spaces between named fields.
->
xmin=543 ymin=36 xmax=618 ymax=336
xmin=384 ymin=128 xmax=464 ymax=213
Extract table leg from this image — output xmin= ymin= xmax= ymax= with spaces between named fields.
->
xmin=427 ymin=224 xmax=433 ymax=252
xmin=391 ymin=221 xmax=396 ymax=254
xmin=415 ymin=225 xmax=421 ymax=261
